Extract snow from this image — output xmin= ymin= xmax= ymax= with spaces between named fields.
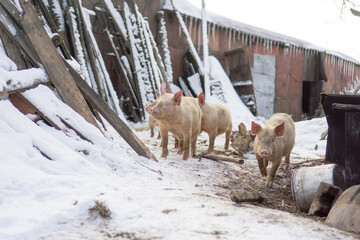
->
xmin=187 ymin=73 xmax=202 ymax=96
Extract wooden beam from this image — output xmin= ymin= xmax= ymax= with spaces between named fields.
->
xmin=63 ymin=59 xmax=157 ymax=161
xmin=19 ymin=0 xmax=98 ymax=128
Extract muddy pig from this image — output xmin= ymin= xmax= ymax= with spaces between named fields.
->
xmin=146 ymin=82 xmax=202 ymax=160
xmin=198 ymin=92 xmax=232 ymax=152
xmin=251 ymin=113 xmax=295 ymax=187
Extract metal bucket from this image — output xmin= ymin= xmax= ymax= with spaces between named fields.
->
xmin=291 ymin=164 xmax=345 ymax=212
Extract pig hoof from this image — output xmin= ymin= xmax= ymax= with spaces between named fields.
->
xmin=265 ymin=180 xmax=273 ymax=187
xmin=161 ymin=151 xmax=168 ymax=158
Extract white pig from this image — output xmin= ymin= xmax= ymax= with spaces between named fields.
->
xmin=146 ymin=82 xmax=202 ymax=160
xmin=198 ymin=92 xmax=232 ymax=152
xmin=251 ymin=113 xmax=295 ymax=187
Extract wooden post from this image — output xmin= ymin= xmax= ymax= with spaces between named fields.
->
xmin=19 ymin=0 xmax=98 ymax=128
xmin=64 ymin=59 xmax=157 ymax=161
xmin=345 ymin=111 xmax=360 ymax=187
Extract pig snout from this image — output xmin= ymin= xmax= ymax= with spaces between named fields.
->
xmin=260 ymin=149 xmax=270 ymax=158
xmin=145 ymin=105 xmax=153 ymax=114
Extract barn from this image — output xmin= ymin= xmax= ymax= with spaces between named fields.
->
xmin=131 ymin=0 xmax=360 ymax=121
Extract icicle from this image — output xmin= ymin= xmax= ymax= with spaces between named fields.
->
xmin=197 ymin=19 xmax=201 ymax=53
xmin=208 ymin=22 xmax=211 ymax=41
xmin=270 ymin=40 xmax=273 ymax=54
xmin=237 ymin=30 xmax=240 ymax=40
xmin=245 ymin=33 xmax=248 ymax=46
xmin=179 ymin=21 xmax=182 ymax=37
xmin=233 ymin=29 xmax=235 ymax=42
xmin=228 ymin=28 xmax=232 ymax=49
xmin=351 ymin=63 xmax=355 ymax=80
xmin=212 ymin=23 xmax=216 ymax=41
xmin=189 ymin=17 xmax=193 ymax=38
xmin=263 ymin=38 xmax=266 ymax=51
xmin=194 ymin=18 xmax=198 ymax=41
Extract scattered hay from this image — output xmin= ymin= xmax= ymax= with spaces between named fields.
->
xmin=89 ymin=200 xmax=111 ymax=219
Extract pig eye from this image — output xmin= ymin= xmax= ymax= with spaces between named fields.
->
xmin=271 ymin=139 xmax=274 ymax=143
xmin=259 ymin=138 xmax=262 ymax=141
xmin=164 ymin=102 xmax=170 ymax=107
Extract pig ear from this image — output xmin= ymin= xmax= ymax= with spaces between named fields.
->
xmin=160 ymin=82 xmax=167 ymax=95
xmin=274 ymin=122 xmax=285 ymax=137
xmin=173 ymin=90 xmax=183 ymax=106
xmin=198 ymin=92 xmax=205 ymax=106
xmin=238 ymin=122 xmax=247 ymax=135
xmin=251 ymin=121 xmax=262 ymax=135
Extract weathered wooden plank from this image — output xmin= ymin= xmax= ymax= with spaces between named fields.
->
xmin=33 ymin=0 xmax=71 ymax=59
xmin=64 ymin=59 xmax=157 ymax=161
xmin=0 ymin=4 xmax=40 ymax=67
xmin=0 ymin=24 xmax=27 ymax=69
xmin=104 ymin=28 xmax=141 ymax=122
xmin=194 ymin=152 xmax=244 ymax=164
xmin=0 ymin=0 xmax=22 ymax=24
xmin=19 ymin=0 xmax=98 ymax=128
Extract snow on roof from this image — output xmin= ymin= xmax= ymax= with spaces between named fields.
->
xmin=163 ymin=0 xmax=360 ymax=65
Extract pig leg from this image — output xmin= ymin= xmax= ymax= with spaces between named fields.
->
xmin=191 ymin=134 xmax=198 ymax=156
xmin=263 ymin=159 xmax=268 ymax=168
xmin=208 ymin=132 xmax=216 ymax=152
xmin=266 ymin=159 xmax=281 ymax=187
xmin=177 ymin=135 xmax=184 ymax=154
xmin=225 ymin=128 xmax=231 ymax=150
xmin=183 ymin=134 xmax=191 ymax=160
xmin=157 ymin=132 xmax=161 ymax=139
xmin=150 ymin=127 xmax=154 ymax=138
xmin=284 ymin=154 xmax=290 ymax=170
xmin=256 ymin=155 xmax=267 ymax=177
xmin=160 ymin=129 xmax=169 ymax=158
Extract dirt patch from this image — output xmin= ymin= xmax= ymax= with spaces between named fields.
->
xmin=225 ymin=158 xmax=326 ymax=219
xmin=142 ymin=129 xmax=328 ymax=222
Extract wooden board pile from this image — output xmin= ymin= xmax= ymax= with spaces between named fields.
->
xmin=0 ymin=0 xmax=170 ymax=160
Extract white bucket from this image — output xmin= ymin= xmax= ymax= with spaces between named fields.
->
xmin=291 ymin=164 xmax=345 ymax=212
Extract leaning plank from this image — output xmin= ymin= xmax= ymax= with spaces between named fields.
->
xmin=0 ymin=4 xmax=39 ymax=67
xmin=195 ymin=152 xmax=244 ymax=164
xmin=170 ymin=0 xmax=204 ymax=76
xmin=19 ymin=0 xmax=98 ymax=128
xmin=64 ymin=59 xmax=157 ymax=161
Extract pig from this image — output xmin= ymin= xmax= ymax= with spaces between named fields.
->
xmin=197 ymin=92 xmax=232 ymax=152
xmin=146 ymin=82 xmax=202 ymax=160
xmin=251 ymin=113 xmax=295 ymax=187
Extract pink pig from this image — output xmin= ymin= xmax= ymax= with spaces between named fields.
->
xmin=251 ymin=113 xmax=295 ymax=187
xmin=198 ymin=92 xmax=232 ymax=152
xmin=146 ymin=82 xmax=202 ymax=160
